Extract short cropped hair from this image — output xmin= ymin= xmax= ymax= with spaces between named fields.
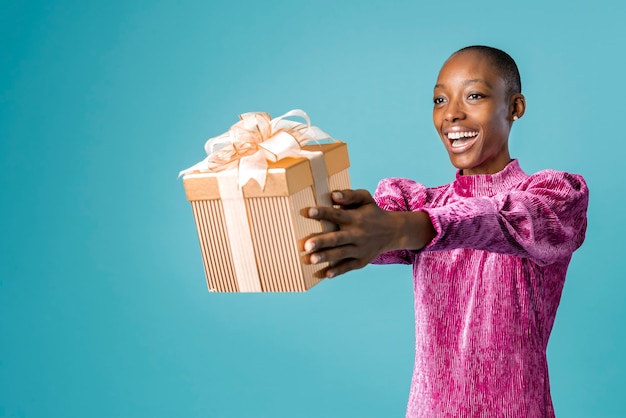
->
xmin=453 ymin=45 xmax=522 ymax=97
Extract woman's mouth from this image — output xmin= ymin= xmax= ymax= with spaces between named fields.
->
xmin=446 ymin=131 xmax=478 ymax=151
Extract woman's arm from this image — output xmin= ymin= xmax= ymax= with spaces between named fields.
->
xmin=422 ymin=171 xmax=589 ymax=265
xmin=303 ymin=171 xmax=588 ymax=277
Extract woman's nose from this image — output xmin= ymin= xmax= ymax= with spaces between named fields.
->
xmin=445 ymin=100 xmax=465 ymax=122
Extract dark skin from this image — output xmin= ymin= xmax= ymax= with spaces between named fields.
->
xmin=303 ymin=50 xmax=526 ymax=278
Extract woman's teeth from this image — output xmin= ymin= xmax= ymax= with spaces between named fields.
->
xmin=447 ymin=131 xmax=478 ymax=140
xmin=447 ymin=131 xmax=478 ymax=148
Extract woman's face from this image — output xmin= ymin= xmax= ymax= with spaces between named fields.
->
xmin=433 ymin=50 xmax=520 ymax=175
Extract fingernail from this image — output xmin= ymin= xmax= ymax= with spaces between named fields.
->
xmin=332 ymin=191 xmax=343 ymax=201
xmin=310 ymin=254 xmax=321 ymax=264
xmin=304 ymin=240 xmax=316 ymax=252
xmin=327 ymin=270 xmax=336 ymax=279
xmin=308 ymin=207 xmax=319 ymax=217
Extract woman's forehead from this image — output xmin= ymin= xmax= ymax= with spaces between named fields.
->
xmin=436 ymin=51 xmax=504 ymax=89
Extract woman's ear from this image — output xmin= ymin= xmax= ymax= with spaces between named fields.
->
xmin=511 ymin=94 xmax=526 ymax=121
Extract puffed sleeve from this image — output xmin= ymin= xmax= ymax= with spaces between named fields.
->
xmin=371 ymin=178 xmax=429 ymax=265
xmin=422 ymin=171 xmax=589 ymax=265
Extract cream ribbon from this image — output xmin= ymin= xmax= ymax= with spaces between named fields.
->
xmin=179 ymin=109 xmax=333 ymax=189
xmin=181 ymin=110 xmax=337 ymax=291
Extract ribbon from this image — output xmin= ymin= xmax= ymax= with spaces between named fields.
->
xmin=179 ymin=109 xmax=334 ymax=190
xmin=181 ymin=110 xmax=338 ymax=292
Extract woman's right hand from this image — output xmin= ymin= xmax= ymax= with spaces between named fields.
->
xmin=302 ymin=189 xmax=436 ymax=278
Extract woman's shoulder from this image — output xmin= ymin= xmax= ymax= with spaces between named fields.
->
xmin=520 ymin=167 xmax=588 ymax=194
xmin=374 ymin=177 xmax=453 ymax=211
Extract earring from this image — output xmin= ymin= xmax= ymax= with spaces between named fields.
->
xmin=513 ymin=116 xmax=519 ymax=121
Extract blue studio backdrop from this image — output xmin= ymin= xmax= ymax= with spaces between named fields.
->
xmin=1 ymin=1 xmax=624 ymax=417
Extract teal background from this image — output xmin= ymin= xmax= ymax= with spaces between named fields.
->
xmin=1 ymin=1 xmax=623 ymax=417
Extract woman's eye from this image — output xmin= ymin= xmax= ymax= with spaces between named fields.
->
xmin=433 ymin=97 xmax=445 ymax=105
xmin=468 ymin=93 xmax=483 ymax=100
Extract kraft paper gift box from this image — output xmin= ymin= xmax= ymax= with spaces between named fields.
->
xmin=180 ymin=110 xmax=351 ymax=292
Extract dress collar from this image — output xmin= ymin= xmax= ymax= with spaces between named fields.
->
xmin=453 ymin=159 xmax=528 ymax=197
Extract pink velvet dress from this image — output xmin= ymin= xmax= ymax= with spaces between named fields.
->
xmin=372 ymin=160 xmax=588 ymax=417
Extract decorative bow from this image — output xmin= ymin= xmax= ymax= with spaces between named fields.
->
xmin=179 ymin=109 xmax=333 ymax=189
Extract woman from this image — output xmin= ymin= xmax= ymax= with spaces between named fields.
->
xmin=304 ymin=45 xmax=589 ymax=417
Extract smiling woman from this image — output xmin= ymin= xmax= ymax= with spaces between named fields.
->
xmin=303 ymin=46 xmax=589 ymax=417
xmin=433 ymin=47 xmax=526 ymax=175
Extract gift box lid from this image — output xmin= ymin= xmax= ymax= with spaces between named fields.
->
xmin=183 ymin=142 xmax=349 ymax=201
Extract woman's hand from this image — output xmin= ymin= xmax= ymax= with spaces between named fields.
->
xmin=303 ymin=189 xmax=436 ymax=278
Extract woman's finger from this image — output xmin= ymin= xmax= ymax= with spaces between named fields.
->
xmin=331 ymin=189 xmax=375 ymax=207
xmin=307 ymin=206 xmax=352 ymax=225
xmin=323 ymin=258 xmax=367 ymax=278
xmin=307 ymin=244 xmax=357 ymax=265
xmin=304 ymin=230 xmax=354 ymax=254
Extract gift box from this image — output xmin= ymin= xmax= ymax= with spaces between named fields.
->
xmin=180 ymin=110 xmax=350 ymax=292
